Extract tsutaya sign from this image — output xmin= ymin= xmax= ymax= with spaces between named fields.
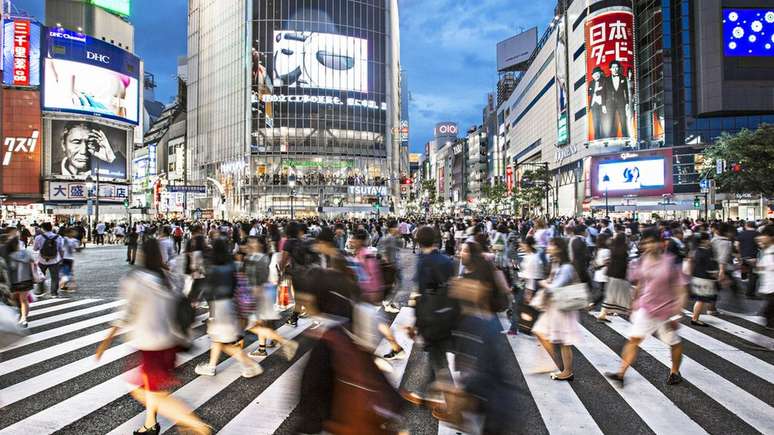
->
xmin=348 ymin=185 xmax=388 ymax=196
xmin=261 ymin=94 xmax=387 ymax=110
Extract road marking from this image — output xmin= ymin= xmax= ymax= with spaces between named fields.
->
xmin=677 ymin=321 xmax=774 ymax=382
xmin=607 ymin=316 xmax=774 ymax=432
xmin=0 ymin=311 xmax=122 ymax=353
xmin=0 ymin=314 xmax=208 ymax=406
xmin=27 ymin=299 xmax=101 ymax=317
xmin=217 ymin=354 xmax=310 ymax=435
xmin=106 ymin=319 xmax=312 ymax=435
xmin=28 ymin=300 xmax=125 ymax=328
xmin=682 ymin=310 xmax=774 ymax=350
xmin=374 ymin=307 xmax=416 ymax=389
xmin=498 ymin=317 xmax=603 ymax=435
xmin=575 ymin=323 xmax=708 ymax=435
xmin=0 ymin=334 xmax=214 ymax=434
xmin=718 ymin=310 xmax=766 ymax=326
xmin=28 ymin=298 xmax=70 ymax=308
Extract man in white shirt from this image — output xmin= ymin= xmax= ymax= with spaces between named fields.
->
xmin=33 ymin=222 xmax=64 ymax=298
xmin=96 ymin=222 xmax=106 ymax=245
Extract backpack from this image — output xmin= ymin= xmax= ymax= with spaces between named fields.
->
xmin=415 ymin=263 xmax=459 ymax=341
xmin=173 ymin=227 xmax=184 ymax=238
xmin=40 ymin=235 xmax=59 ymax=260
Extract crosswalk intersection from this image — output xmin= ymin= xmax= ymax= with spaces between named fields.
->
xmin=0 ymin=297 xmax=772 ymax=434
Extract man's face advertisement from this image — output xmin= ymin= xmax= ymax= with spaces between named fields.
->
xmin=62 ymin=124 xmax=92 ymax=173
xmin=51 ymin=120 xmax=127 ymax=180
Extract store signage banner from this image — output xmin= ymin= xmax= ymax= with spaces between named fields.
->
xmin=2 ymin=90 xmax=43 ymax=195
xmin=2 ymin=19 xmax=42 ymax=86
xmin=49 ymin=180 xmax=129 ymax=202
xmin=348 ymin=186 xmax=388 ymax=196
xmin=585 ymin=9 xmax=638 ymax=144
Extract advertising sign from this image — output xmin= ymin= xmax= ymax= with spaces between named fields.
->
xmin=90 ymin=0 xmax=131 ymax=16
xmin=273 ymin=31 xmax=368 ymax=93
xmin=2 ymin=90 xmax=42 ymax=195
xmin=2 ymin=19 xmax=42 ymax=87
xmin=723 ymin=9 xmax=774 ymax=57
xmin=434 ymin=122 xmax=458 ymax=139
xmin=43 ymin=28 xmax=140 ymax=124
xmin=496 ymin=27 xmax=538 ymax=72
xmin=585 ymin=9 xmax=637 ymax=144
xmin=591 ymin=149 xmax=673 ymax=198
xmin=49 ymin=119 xmax=129 ymax=180
xmin=48 ymin=180 xmax=129 ymax=203
xmin=555 ymin=16 xmax=569 ymax=146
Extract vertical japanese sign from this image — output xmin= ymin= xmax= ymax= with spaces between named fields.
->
xmin=12 ymin=20 xmax=30 ymax=86
xmin=506 ymin=165 xmax=514 ymax=194
xmin=2 ymin=19 xmax=41 ymax=87
xmin=585 ymin=9 xmax=637 ymax=144
xmin=555 ymin=17 xmax=569 ymax=146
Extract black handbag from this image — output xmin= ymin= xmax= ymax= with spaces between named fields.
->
xmin=516 ymin=302 xmax=540 ymax=335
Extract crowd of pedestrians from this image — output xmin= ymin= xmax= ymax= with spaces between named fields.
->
xmin=0 ymin=213 xmax=772 ymax=434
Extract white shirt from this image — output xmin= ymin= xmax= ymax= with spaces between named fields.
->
xmin=757 ymin=245 xmax=774 ymax=295
xmin=593 ymin=248 xmax=611 ymax=283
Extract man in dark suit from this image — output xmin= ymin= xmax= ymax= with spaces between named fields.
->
xmin=588 ymin=66 xmax=607 ymax=140
xmin=602 ymin=60 xmax=630 ymax=138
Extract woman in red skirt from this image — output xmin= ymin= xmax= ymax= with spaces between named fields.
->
xmin=97 ymin=239 xmax=210 ymax=435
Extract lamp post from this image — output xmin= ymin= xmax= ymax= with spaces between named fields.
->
xmin=602 ymin=174 xmax=610 ymax=218
xmin=288 ymin=173 xmax=296 ymax=220
xmin=86 ymin=179 xmax=94 ymax=242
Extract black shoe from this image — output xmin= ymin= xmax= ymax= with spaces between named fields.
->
xmin=690 ymin=319 xmax=709 ymax=327
xmin=383 ymin=348 xmax=407 ymax=360
xmin=666 ymin=372 xmax=682 ymax=385
xmin=605 ymin=372 xmax=625 ymax=388
xmin=133 ymin=423 xmax=160 ymax=435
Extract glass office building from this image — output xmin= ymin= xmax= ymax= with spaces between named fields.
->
xmin=187 ymin=0 xmax=400 ymax=216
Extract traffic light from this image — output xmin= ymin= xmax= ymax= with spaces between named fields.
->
xmin=731 ymin=163 xmax=742 ymax=173
xmin=694 ymin=196 xmax=701 ymax=209
xmin=123 ymin=199 xmax=129 ymax=208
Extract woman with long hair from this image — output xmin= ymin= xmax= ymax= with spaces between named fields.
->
xmin=194 ymin=238 xmax=262 ymax=378
xmin=96 ymin=239 xmax=210 ymax=435
xmin=597 ymin=232 xmax=631 ymax=322
xmin=532 ymin=237 xmax=583 ymax=381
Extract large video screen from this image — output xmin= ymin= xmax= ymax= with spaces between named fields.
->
xmin=272 ymin=31 xmax=368 ymax=93
xmin=597 ymin=157 xmax=665 ymax=192
xmin=43 ymin=28 xmax=140 ymax=125
xmin=723 ymin=9 xmax=774 ymax=57
xmin=49 ymin=119 xmax=129 ymax=180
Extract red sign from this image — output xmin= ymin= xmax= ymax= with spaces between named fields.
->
xmin=506 ymin=165 xmax=514 ymax=194
xmin=12 ymin=20 xmax=31 ymax=86
xmin=585 ymin=10 xmax=637 ymax=144
xmin=1 ymin=90 xmax=42 ymax=196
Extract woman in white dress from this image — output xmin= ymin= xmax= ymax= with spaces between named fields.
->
xmin=532 ymin=237 xmax=582 ymax=381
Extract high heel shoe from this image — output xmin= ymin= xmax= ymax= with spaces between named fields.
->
xmin=133 ymin=422 xmax=160 ymax=435
xmin=550 ymin=372 xmax=574 ymax=382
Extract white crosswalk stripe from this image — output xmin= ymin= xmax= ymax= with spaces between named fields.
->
xmin=0 ymin=298 xmax=772 ymax=435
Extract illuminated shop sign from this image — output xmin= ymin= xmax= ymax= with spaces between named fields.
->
xmin=260 ymin=94 xmax=386 ymax=110
xmin=348 ymin=186 xmax=388 ymax=196
xmin=2 ymin=19 xmax=42 ymax=86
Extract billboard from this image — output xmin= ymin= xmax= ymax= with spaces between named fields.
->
xmin=496 ymin=27 xmax=538 ymax=72
xmin=434 ymin=122 xmax=458 ymax=139
xmin=591 ymin=149 xmax=673 ymax=198
xmin=90 ymin=0 xmax=131 ymax=16
xmin=723 ymin=9 xmax=774 ymax=57
xmin=585 ymin=9 xmax=637 ymax=144
xmin=2 ymin=19 xmax=42 ymax=87
xmin=272 ymin=31 xmax=368 ymax=93
xmin=2 ymin=90 xmax=42 ymax=196
xmin=48 ymin=180 xmax=129 ymax=203
xmin=555 ymin=17 xmax=569 ymax=146
xmin=43 ymin=28 xmax=140 ymax=125
xmin=49 ymin=119 xmax=129 ymax=181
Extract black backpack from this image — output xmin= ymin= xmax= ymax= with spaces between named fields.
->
xmin=40 ymin=235 xmax=59 ymax=260
xmin=415 ymin=265 xmax=459 ymax=342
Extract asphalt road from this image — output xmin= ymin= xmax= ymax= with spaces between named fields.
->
xmin=1 ymin=245 xmax=771 ymax=434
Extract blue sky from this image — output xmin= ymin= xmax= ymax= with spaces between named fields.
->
xmin=11 ymin=0 xmax=553 ymax=153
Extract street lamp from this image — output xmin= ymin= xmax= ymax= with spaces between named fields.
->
xmin=288 ymin=173 xmax=296 ymax=220
xmin=86 ymin=180 xmax=94 ymax=242
xmin=602 ymin=174 xmax=610 ymax=218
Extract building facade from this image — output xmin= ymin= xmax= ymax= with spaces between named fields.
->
xmin=187 ymin=0 xmax=401 ymax=217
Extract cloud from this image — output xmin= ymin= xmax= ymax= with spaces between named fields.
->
xmin=398 ymin=0 xmax=553 ymax=152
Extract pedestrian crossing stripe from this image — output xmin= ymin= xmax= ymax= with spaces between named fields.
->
xmin=0 ymin=300 xmax=771 ymax=435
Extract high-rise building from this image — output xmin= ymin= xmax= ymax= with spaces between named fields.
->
xmin=187 ymin=0 xmax=401 ymax=217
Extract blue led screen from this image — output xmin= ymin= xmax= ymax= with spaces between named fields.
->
xmin=723 ymin=9 xmax=774 ymax=57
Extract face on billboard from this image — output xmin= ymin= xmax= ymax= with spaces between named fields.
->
xmin=50 ymin=120 xmax=128 ymax=180
xmin=585 ymin=10 xmax=637 ymax=144
xmin=723 ymin=9 xmax=774 ymax=56
xmin=43 ymin=58 xmax=139 ymax=124
xmin=597 ymin=158 xmax=665 ymax=192
xmin=272 ymin=31 xmax=368 ymax=93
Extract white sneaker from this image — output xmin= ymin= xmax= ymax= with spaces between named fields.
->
xmin=242 ymin=363 xmax=263 ymax=378
xmin=384 ymin=304 xmax=400 ymax=314
xmin=194 ymin=363 xmax=216 ymax=376
xmin=281 ymin=340 xmax=299 ymax=361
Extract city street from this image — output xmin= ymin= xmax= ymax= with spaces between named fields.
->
xmin=0 ymin=246 xmax=771 ymax=434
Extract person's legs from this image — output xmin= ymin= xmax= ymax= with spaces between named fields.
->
xmin=48 ymin=263 xmax=60 ymax=297
xmin=617 ymin=336 xmax=643 ymax=376
xmin=18 ymin=291 xmax=29 ymax=323
xmin=763 ymin=294 xmax=774 ymax=328
xmin=691 ymin=301 xmax=704 ymax=322
xmin=208 ymin=342 xmax=223 ymax=368
xmin=36 ymin=263 xmax=48 ymax=295
xmin=670 ymin=342 xmax=683 ymax=374
xmin=558 ymin=345 xmax=573 ymax=377
xmin=146 ymin=391 xmax=209 ymax=434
